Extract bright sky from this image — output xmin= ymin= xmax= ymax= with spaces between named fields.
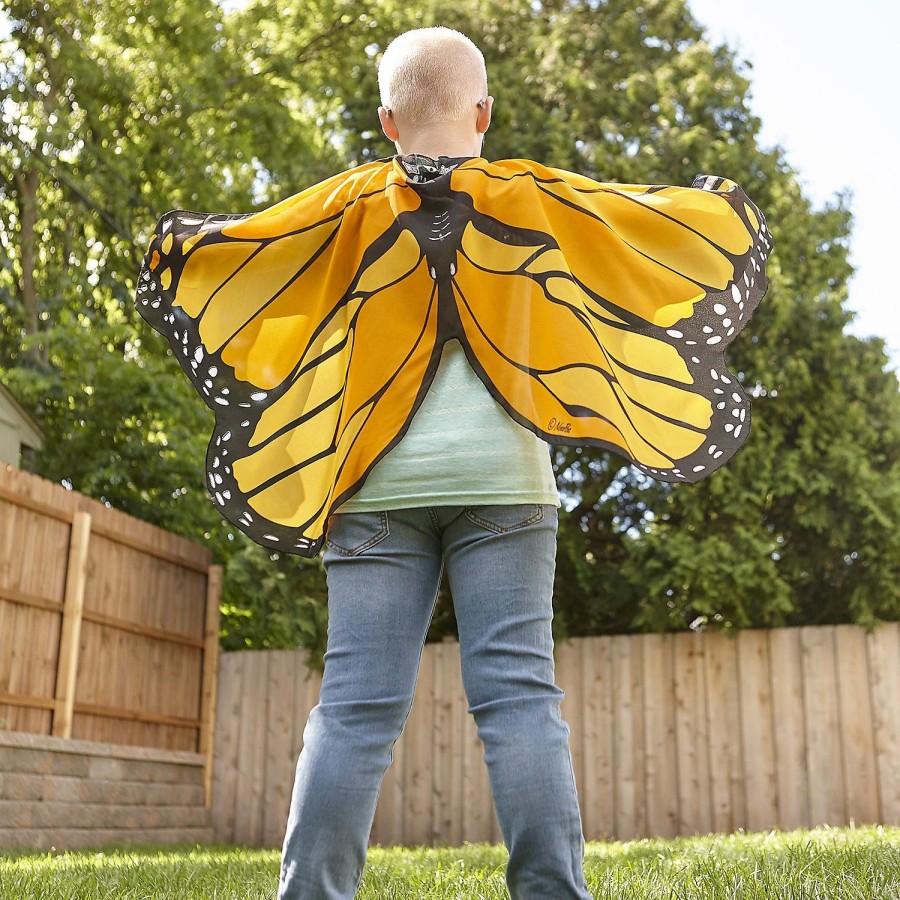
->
xmin=687 ymin=0 xmax=900 ymax=374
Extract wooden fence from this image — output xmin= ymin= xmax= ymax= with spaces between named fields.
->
xmin=211 ymin=623 xmax=900 ymax=847
xmin=0 ymin=465 xmax=221 ymax=802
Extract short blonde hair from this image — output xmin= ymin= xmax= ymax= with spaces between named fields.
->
xmin=378 ymin=27 xmax=487 ymax=127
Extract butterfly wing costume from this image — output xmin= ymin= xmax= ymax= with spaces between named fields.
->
xmin=135 ymin=156 xmax=772 ymax=557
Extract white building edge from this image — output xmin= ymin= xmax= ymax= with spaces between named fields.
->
xmin=0 ymin=381 xmax=43 ymax=468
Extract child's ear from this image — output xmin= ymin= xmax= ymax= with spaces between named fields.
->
xmin=476 ymin=96 xmax=493 ymax=134
xmin=378 ymin=107 xmax=400 ymax=142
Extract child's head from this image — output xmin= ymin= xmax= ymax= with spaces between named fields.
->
xmin=377 ymin=27 xmax=492 ymax=156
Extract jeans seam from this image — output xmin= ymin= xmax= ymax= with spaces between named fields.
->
xmin=325 ymin=510 xmax=390 ymax=556
xmin=464 ymin=504 xmax=544 ymax=534
xmin=427 ymin=506 xmax=441 ymax=532
xmin=390 ymin=558 xmax=444 ymax=751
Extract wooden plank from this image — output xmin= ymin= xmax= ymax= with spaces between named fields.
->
xmin=72 ymin=701 xmax=201 ymax=729
xmin=211 ymin=652 xmax=243 ymax=844
xmin=461 ymin=701 xmax=492 ymax=844
xmin=737 ymin=630 xmax=778 ymax=831
xmin=76 ymin=534 xmax=114 ymax=744
xmin=278 ymin=651 xmax=304 ymax=845
xmin=0 ymin=472 xmax=210 ymax=570
xmin=233 ymin=650 xmax=268 ymax=846
xmin=89 ymin=521 xmax=209 ymax=573
xmin=262 ymin=651 xmax=296 ymax=848
xmin=0 ymin=692 xmax=56 ymax=711
xmin=557 ymin=638 xmax=584 ymax=817
xmin=610 ymin=635 xmax=632 ymax=839
xmin=867 ymin=623 xmax=900 ymax=823
xmin=10 ymin=492 xmax=47 ymax=734
xmin=7 ymin=614 xmax=31 ymax=733
xmin=79 ymin=608 xmax=205 ymax=648
xmin=642 ymin=633 xmax=678 ymax=838
xmin=403 ymin=642 xmax=434 ymax=846
xmin=0 ymin=484 xmax=73 ymax=524
xmin=34 ymin=502 xmax=68 ymax=738
xmin=447 ymin=642 xmax=465 ymax=847
xmin=2 ymin=483 xmax=60 ymax=734
xmin=768 ymin=628 xmax=809 ymax=830
xmin=199 ymin=564 xmax=222 ymax=805
xmin=704 ymin=632 xmax=745 ymax=832
xmin=431 ymin=640 xmax=464 ymax=846
xmin=611 ymin=634 xmax=645 ymax=839
xmin=73 ymin=624 xmax=200 ymax=719
xmin=0 ymin=585 xmax=63 ymax=613
xmin=800 ymin=627 xmax=846 ymax=826
xmin=52 ymin=511 xmax=91 ymax=739
xmin=673 ymin=633 xmax=712 ymax=835
xmin=834 ymin=624 xmax=879 ymax=825
xmin=675 ymin=633 xmax=712 ymax=834
xmin=430 ymin=642 xmax=448 ymax=845
xmin=76 ymin=608 xmax=206 ymax=650
xmin=581 ymin=635 xmax=615 ymax=841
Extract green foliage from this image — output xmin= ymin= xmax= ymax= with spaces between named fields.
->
xmin=219 ymin=540 xmax=328 ymax=667
xmin=1 ymin=0 xmax=897 ymax=656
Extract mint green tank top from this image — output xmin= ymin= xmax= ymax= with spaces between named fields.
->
xmin=336 ymin=340 xmax=560 ymax=512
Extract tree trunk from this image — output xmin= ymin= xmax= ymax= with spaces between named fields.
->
xmin=14 ymin=166 xmax=46 ymax=367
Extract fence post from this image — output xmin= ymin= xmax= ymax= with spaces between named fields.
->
xmin=199 ymin=563 xmax=222 ymax=808
xmin=52 ymin=510 xmax=92 ymax=739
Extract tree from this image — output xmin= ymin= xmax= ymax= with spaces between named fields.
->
xmin=2 ymin=0 xmax=896 ymax=667
xmin=310 ymin=0 xmax=900 ymax=639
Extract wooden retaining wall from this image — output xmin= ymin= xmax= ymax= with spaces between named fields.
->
xmin=0 ymin=465 xmax=221 ymax=804
xmin=211 ymin=623 xmax=900 ymax=847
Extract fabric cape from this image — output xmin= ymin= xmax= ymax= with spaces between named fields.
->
xmin=135 ymin=155 xmax=772 ymax=557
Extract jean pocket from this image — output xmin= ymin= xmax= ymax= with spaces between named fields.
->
xmin=464 ymin=504 xmax=544 ymax=534
xmin=325 ymin=510 xmax=390 ymax=556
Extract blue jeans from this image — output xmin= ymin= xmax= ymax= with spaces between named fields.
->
xmin=278 ymin=504 xmax=592 ymax=900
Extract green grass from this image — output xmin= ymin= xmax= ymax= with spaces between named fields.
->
xmin=1 ymin=826 xmax=898 ymax=899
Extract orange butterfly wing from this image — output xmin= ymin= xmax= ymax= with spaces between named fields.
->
xmin=448 ymin=161 xmax=772 ymax=480
xmin=137 ymin=163 xmax=439 ymax=555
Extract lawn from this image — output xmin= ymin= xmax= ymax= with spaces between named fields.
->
xmin=1 ymin=825 xmax=898 ymax=899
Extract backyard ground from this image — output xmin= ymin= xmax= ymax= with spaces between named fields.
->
xmin=1 ymin=825 xmax=898 ymax=899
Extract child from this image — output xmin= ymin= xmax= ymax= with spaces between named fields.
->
xmin=136 ymin=26 xmax=770 ymax=900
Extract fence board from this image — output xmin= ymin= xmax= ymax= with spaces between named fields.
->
xmin=200 ymin=565 xmax=223 ymax=806
xmin=642 ymin=633 xmax=678 ymax=838
xmin=867 ymin=623 xmax=900 ymax=823
xmin=403 ymin=643 xmax=434 ymax=846
xmin=233 ymin=650 xmax=268 ymax=846
xmin=260 ymin=651 xmax=294 ymax=847
xmin=768 ymin=627 xmax=808 ymax=830
xmin=581 ymin=634 xmax=615 ymax=840
xmin=833 ymin=625 xmax=879 ymax=825
xmin=431 ymin=641 xmax=463 ymax=846
xmin=557 ymin=638 xmax=584 ymax=817
xmin=673 ymin=632 xmax=712 ymax=835
xmin=0 ymin=466 xmax=216 ymax=757
xmin=612 ymin=635 xmax=645 ymax=839
xmin=461 ymin=696 xmax=492 ymax=843
xmin=801 ymin=627 xmax=846 ymax=825
xmin=737 ymin=630 xmax=777 ymax=831
xmin=212 ymin=624 xmax=900 ymax=848
xmin=704 ymin=632 xmax=745 ymax=832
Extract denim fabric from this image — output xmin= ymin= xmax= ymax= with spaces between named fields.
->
xmin=277 ymin=504 xmax=592 ymax=900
